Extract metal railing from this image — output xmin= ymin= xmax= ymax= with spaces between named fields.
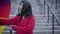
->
xmin=44 ymin=0 xmax=60 ymax=34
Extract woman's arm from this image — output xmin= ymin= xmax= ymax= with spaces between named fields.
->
xmin=0 ymin=16 xmax=20 ymax=25
xmin=12 ymin=16 xmax=35 ymax=32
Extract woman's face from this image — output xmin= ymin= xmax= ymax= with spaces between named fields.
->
xmin=19 ymin=3 xmax=23 ymax=10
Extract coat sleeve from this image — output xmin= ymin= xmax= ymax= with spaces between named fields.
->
xmin=0 ymin=16 xmax=20 ymax=25
xmin=12 ymin=16 xmax=35 ymax=32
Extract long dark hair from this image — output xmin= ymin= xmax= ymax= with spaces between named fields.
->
xmin=18 ymin=0 xmax=32 ymax=22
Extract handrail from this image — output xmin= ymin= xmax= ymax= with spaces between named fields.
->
xmin=45 ymin=0 xmax=60 ymax=34
xmin=45 ymin=0 xmax=60 ymax=25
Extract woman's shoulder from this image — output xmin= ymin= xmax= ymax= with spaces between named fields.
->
xmin=27 ymin=15 xmax=35 ymax=20
xmin=29 ymin=15 xmax=35 ymax=23
xmin=30 ymin=15 xmax=35 ymax=18
xmin=26 ymin=15 xmax=34 ymax=18
xmin=24 ymin=15 xmax=35 ymax=20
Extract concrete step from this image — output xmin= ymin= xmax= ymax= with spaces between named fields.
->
xmin=35 ymin=26 xmax=60 ymax=30
xmin=34 ymin=30 xmax=60 ymax=32
xmin=34 ymin=26 xmax=60 ymax=30
xmin=36 ymin=23 xmax=58 ymax=26
xmin=3 ymin=30 xmax=60 ymax=32
xmin=35 ymin=20 xmax=57 ymax=23
xmin=35 ymin=16 xmax=60 ymax=20
xmin=3 ymin=30 xmax=15 ymax=34
xmin=33 ymin=30 xmax=60 ymax=34
xmin=34 ymin=14 xmax=60 ymax=17
xmin=3 ymin=30 xmax=60 ymax=34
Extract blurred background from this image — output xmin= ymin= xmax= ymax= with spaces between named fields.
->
xmin=1 ymin=0 xmax=60 ymax=34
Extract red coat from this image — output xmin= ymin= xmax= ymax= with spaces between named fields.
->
xmin=0 ymin=15 xmax=35 ymax=34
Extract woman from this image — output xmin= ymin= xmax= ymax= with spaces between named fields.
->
xmin=0 ymin=0 xmax=35 ymax=34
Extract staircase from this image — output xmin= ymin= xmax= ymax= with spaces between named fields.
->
xmin=2 ymin=0 xmax=60 ymax=34
xmin=29 ymin=0 xmax=60 ymax=34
